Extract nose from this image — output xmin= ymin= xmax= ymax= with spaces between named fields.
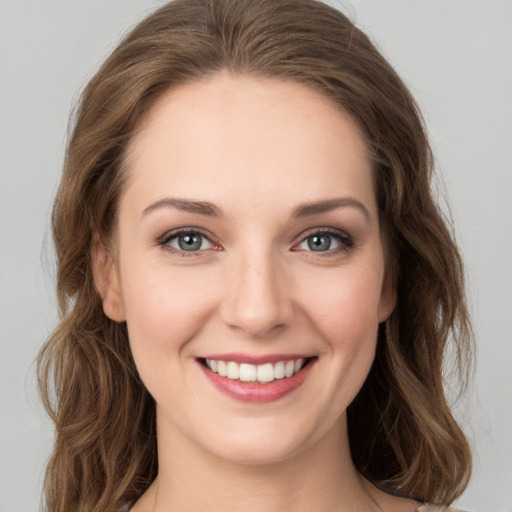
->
xmin=220 ymin=248 xmax=294 ymax=339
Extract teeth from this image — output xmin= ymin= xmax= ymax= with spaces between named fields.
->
xmin=239 ymin=363 xmax=257 ymax=382
xmin=226 ymin=361 xmax=239 ymax=379
xmin=217 ymin=360 xmax=227 ymax=377
xmin=205 ymin=358 xmax=306 ymax=383
xmin=257 ymin=363 xmax=274 ymax=383
xmin=274 ymin=361 xmax=285 ymax=379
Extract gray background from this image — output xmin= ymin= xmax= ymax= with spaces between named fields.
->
xmin=1 ymin=1 xmax=511 ymax=510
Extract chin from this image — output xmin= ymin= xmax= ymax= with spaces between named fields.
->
xmin=211 ymin=440 xmax=304 ymax=466
xmin=199 ymin=416 xmax=330 ymax=467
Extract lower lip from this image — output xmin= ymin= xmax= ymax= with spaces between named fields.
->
xmin=199 ymin=360 xmax=316 ymax=403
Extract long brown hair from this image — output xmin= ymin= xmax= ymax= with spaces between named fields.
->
xmin=38 ymin=0 xmax=473 ymax=510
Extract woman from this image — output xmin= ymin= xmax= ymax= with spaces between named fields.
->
xmin=38 ymin=0 xmax=473 ymax=511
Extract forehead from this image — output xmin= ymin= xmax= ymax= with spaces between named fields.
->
xmin=123 ymin=73 xmax=376 ymax=217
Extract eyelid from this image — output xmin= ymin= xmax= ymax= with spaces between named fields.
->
xmin=292 ymin=227 xmax=354 ymax=253
xmin=157 ymin=227 xmax=221 ymax=254
xmin=156 ymin=226 xmax=353 ymax=255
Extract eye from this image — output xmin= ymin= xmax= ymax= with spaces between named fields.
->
xmin=296 ymin=229 xmax=353 ymax=253
xmin=160 ymin=230 xmax=215 ymax=253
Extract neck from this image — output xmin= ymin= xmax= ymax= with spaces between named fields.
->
xmin=146 ymin=412 xmax=381 ymax=512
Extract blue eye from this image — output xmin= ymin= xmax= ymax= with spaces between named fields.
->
xmin=297 ymin=230 xmax=352 ymax=253
xmin=306 ymin=234 xmax=337 ymax=251
xmin=163 ymin=231 xmax=214 ymax=252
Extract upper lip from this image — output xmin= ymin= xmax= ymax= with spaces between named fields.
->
xmin=198 ymin=353 xmax=315 ymax=365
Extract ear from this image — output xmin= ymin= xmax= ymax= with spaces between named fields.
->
xmin=91 ymin=234 xmax=126 ymax=322
xmin=378 ymin=270 xmax=397 ymax=323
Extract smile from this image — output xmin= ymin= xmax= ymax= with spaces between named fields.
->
xmin=198 ymin=355 xmax=317 ymax=403
xmin=204 ymin=358 xmax=307 ymax=383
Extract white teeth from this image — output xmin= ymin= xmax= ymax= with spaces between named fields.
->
xmin=274 ymin=361 xmax=285 ymax=379
xmin=285 ymin=360 xmax=295 ymax=378
xmin=239 ymin=363 xmax=257 ymax=382
xmin=257 ymin=363 xmax=275 ymax=383
xmin=205 ymin=357 xmax=308 ymax=383
xmin=217 ymin=360 xmax=227 ymax=377
xmin=226 ymin=361 xmax=239 ymax=380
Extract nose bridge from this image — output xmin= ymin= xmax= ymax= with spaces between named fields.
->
xmin=222 ymin=242 xmax=292 ymax=338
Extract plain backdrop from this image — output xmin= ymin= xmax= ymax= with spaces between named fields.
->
xmin=1 ymin=1 xmax=511 ymax=511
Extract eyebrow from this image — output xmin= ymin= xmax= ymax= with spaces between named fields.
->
xmin=142 ymin=198 xmax=223 ymax=217
xmin=141 ymin=196 xmax=370 ymax=220
xmin=291 ymin=197 xmax=370 ymax=220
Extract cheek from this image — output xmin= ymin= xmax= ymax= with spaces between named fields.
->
xmin=299 ymin=266 xmax=382 ymax=410
xmin=120 ymin=263 xmax=218 ymax=361
xmin=300 ymin=264 xmax=384 ymax=346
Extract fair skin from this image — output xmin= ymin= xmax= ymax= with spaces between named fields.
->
xmin=95 ymin=73 xmax=419 ymax=512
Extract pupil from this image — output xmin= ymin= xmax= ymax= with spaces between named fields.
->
xmin=178 ymin=234 xmax=201 ymax=251
xmin=308 ymin=234 xmax=331 ymax=251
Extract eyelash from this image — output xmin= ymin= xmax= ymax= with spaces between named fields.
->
xmin=157 ymin=228 xmax=219 ymax=257
xmin=294 ymin=228 xmax=354 ymax=256
xmin=157 ymin=227 xmax=354 ymax=257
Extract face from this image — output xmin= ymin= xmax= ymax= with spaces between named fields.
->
xmin=97 ymin=73 xmax=395 ymax=465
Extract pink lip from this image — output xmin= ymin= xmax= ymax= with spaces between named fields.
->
xmin=199 ymin=352 xmax=313 ymax=365
xmin=198 ymin=357 xmax=316 ymax=403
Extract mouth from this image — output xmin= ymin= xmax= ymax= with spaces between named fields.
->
xmin=199 ymin=356 xmax=314 ymax=383
xmin=197 ymin=355 xmax=317 ymax=402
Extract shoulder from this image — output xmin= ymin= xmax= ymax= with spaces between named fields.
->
xmin=417 ymin=504 xmax=471 ymax=512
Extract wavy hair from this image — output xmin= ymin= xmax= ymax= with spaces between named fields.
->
xmin=38 ymin=0 xmax=473 ymax=510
